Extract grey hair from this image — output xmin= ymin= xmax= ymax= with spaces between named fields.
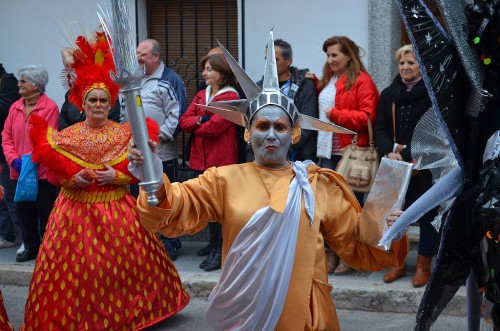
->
xmin=143 ymin=39 xmax=162 ymax=57
xmin=18 ymin=65 xmax=49 ymax=93
xmin=395 ymin=44 xmax=415 ymax=62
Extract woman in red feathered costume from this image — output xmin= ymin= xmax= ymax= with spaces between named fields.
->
xmin=20 ymin=31 xmax=189 ymax=331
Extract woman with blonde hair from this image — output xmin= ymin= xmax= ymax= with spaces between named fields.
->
xmin=375 ymin=44 xmax=437 ymax=287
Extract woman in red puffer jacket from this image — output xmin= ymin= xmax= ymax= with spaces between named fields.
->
xmin=309 ymin=35 xmax=379 ymax=275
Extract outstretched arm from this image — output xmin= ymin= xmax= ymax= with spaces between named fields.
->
xmin=128 ymin=140 xmax=223 ymax=237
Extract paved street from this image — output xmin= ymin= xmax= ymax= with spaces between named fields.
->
xmin=3 ymin=284 xmax=468 ymax=330
xmin=0 ymin=239 xmax=470 ymax=330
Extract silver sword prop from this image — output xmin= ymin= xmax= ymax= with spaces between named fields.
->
xmin=101 ymin=0 xmax=162 ymax=205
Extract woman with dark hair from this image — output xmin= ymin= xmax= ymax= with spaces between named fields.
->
xmin=309 ymin=36 xmax=380 ymax=275
xmin=2 ymin=65 xmax=59 ymax=262
xmin=179 ymin=53 xmax=239 ymax=271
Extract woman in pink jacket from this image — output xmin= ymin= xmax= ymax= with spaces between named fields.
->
xmin=1 ymin=65 xmax=59 ymax=262
xmin=180 ymin=53 xmax=239 ymax=272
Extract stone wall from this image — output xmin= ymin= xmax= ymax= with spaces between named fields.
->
xmin=368 ymin=1 xmax=402 ymax=91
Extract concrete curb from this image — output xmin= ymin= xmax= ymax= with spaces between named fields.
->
xmin=0 ymin=231 xmax=466 ymax=317
xmin=0 ymin=265 xmax=33 ymax=287
xmin=0 ymin=265 xmax=465 ymax=316
xmin=330 ymin=274 xmax=466 ymax=316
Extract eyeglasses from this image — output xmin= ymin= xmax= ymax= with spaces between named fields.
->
xmin=86 ymin=97 xmax=110 ymax=106
xmin=18 ymin=79 xmax=34 ymax=85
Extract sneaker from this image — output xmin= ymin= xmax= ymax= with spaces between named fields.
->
xmin=0 ymin=237 xmax=15 ymax=249
xmin=159 ymin=234 xmax=181 ymax=261
xmin=16 ymin=243 xmax=25 ymax=255
xmin=16 ymin=249 xmax=38 ymax=263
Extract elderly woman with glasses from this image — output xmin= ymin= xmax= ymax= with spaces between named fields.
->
xmin=1 ymin=65 xmax=59 ymax=263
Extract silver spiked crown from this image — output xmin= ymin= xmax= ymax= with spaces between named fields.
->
xmin=198 ymin=30 xmax=356 ymax=135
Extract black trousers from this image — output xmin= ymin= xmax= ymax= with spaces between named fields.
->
xmin=15 ymin=179 xmax=57 ymax=251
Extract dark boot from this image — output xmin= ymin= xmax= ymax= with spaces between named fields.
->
xmin=197 ymin=243 xmax=212 ymax=256
xmin=199 ymin=250 xmax=215 ymax=269
xmin=412 ymin=255 xmax=432 ymax=287
xmin=204 ymin=224 xmax=222 ymax=272
xmin=203 ymin=251 xmax=222 ymax=272
xmin=200 ymin=223 xmax=218 ymax=268
xmin=198 ymin=224 xmax=216 ymax=256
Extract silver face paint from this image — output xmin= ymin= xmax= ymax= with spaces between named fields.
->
xmin=249 ymin=106 xmax=292 ymax=169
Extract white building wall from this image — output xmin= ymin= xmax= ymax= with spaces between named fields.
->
xmin=1 ymin=0 xmax=379 ymax=107
xmin=0 ymin=0 xmax=137 ymax=108
xmin=242 ymin=0 xmax=370 ymax=82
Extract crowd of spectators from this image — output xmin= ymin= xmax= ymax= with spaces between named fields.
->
xmin=0 ymin=36 xmax=434 ymax=288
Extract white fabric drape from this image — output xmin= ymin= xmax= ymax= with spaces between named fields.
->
xmin=205 ymin=161 xmax=314 ymax=331
xmin=317 ymin=76 xmax=337 ymax=159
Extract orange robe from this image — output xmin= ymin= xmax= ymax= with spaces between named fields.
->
xmin=138 ymin=162 xmax=408 ymax=330
xmin=21 ymin=117 xmax=189 ymax=331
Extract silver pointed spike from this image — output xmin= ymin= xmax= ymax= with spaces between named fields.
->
xmin=217 ymin=41 xmax=261 ymax=101
xmin=262 ymin=30 xmax=279 ymax=91
xmin=209 ymin=99 xmax=249 ymax=114
xmin=299 ymin=114 xmax=356 ymax=135
xmin=197 ymin=104 xmax=246 ymax=127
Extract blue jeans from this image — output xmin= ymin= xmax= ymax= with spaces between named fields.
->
xmin=0 ymin=160 xmax=21 ymax=242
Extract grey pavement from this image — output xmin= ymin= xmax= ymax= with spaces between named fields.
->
xmin=3 ymin=287 xmax=468 ymax=331
xmin=0 ymin=227 xmax=466 ymax=319
xmin=2 ymin=286 xmax=468 ymax=330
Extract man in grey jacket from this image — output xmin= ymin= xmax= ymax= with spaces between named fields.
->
xmin=124 ymin=39 xmax=187 ymax=260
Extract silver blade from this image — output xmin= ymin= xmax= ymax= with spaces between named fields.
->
xmin=209 ymin=99 xmax=248 ymax=114
xmin=197 ymin=104 xmax=246 ymax=127
xmin=217 ymin=40 xmax=261 ymax=101
xmin=262 ymin=30 xmax=279 ymax=91
xmin=299 ymin=114 xmax=356 ymax=135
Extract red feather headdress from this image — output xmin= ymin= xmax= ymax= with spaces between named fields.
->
xmin=66 ymin=30 xmax=119 ymax=112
